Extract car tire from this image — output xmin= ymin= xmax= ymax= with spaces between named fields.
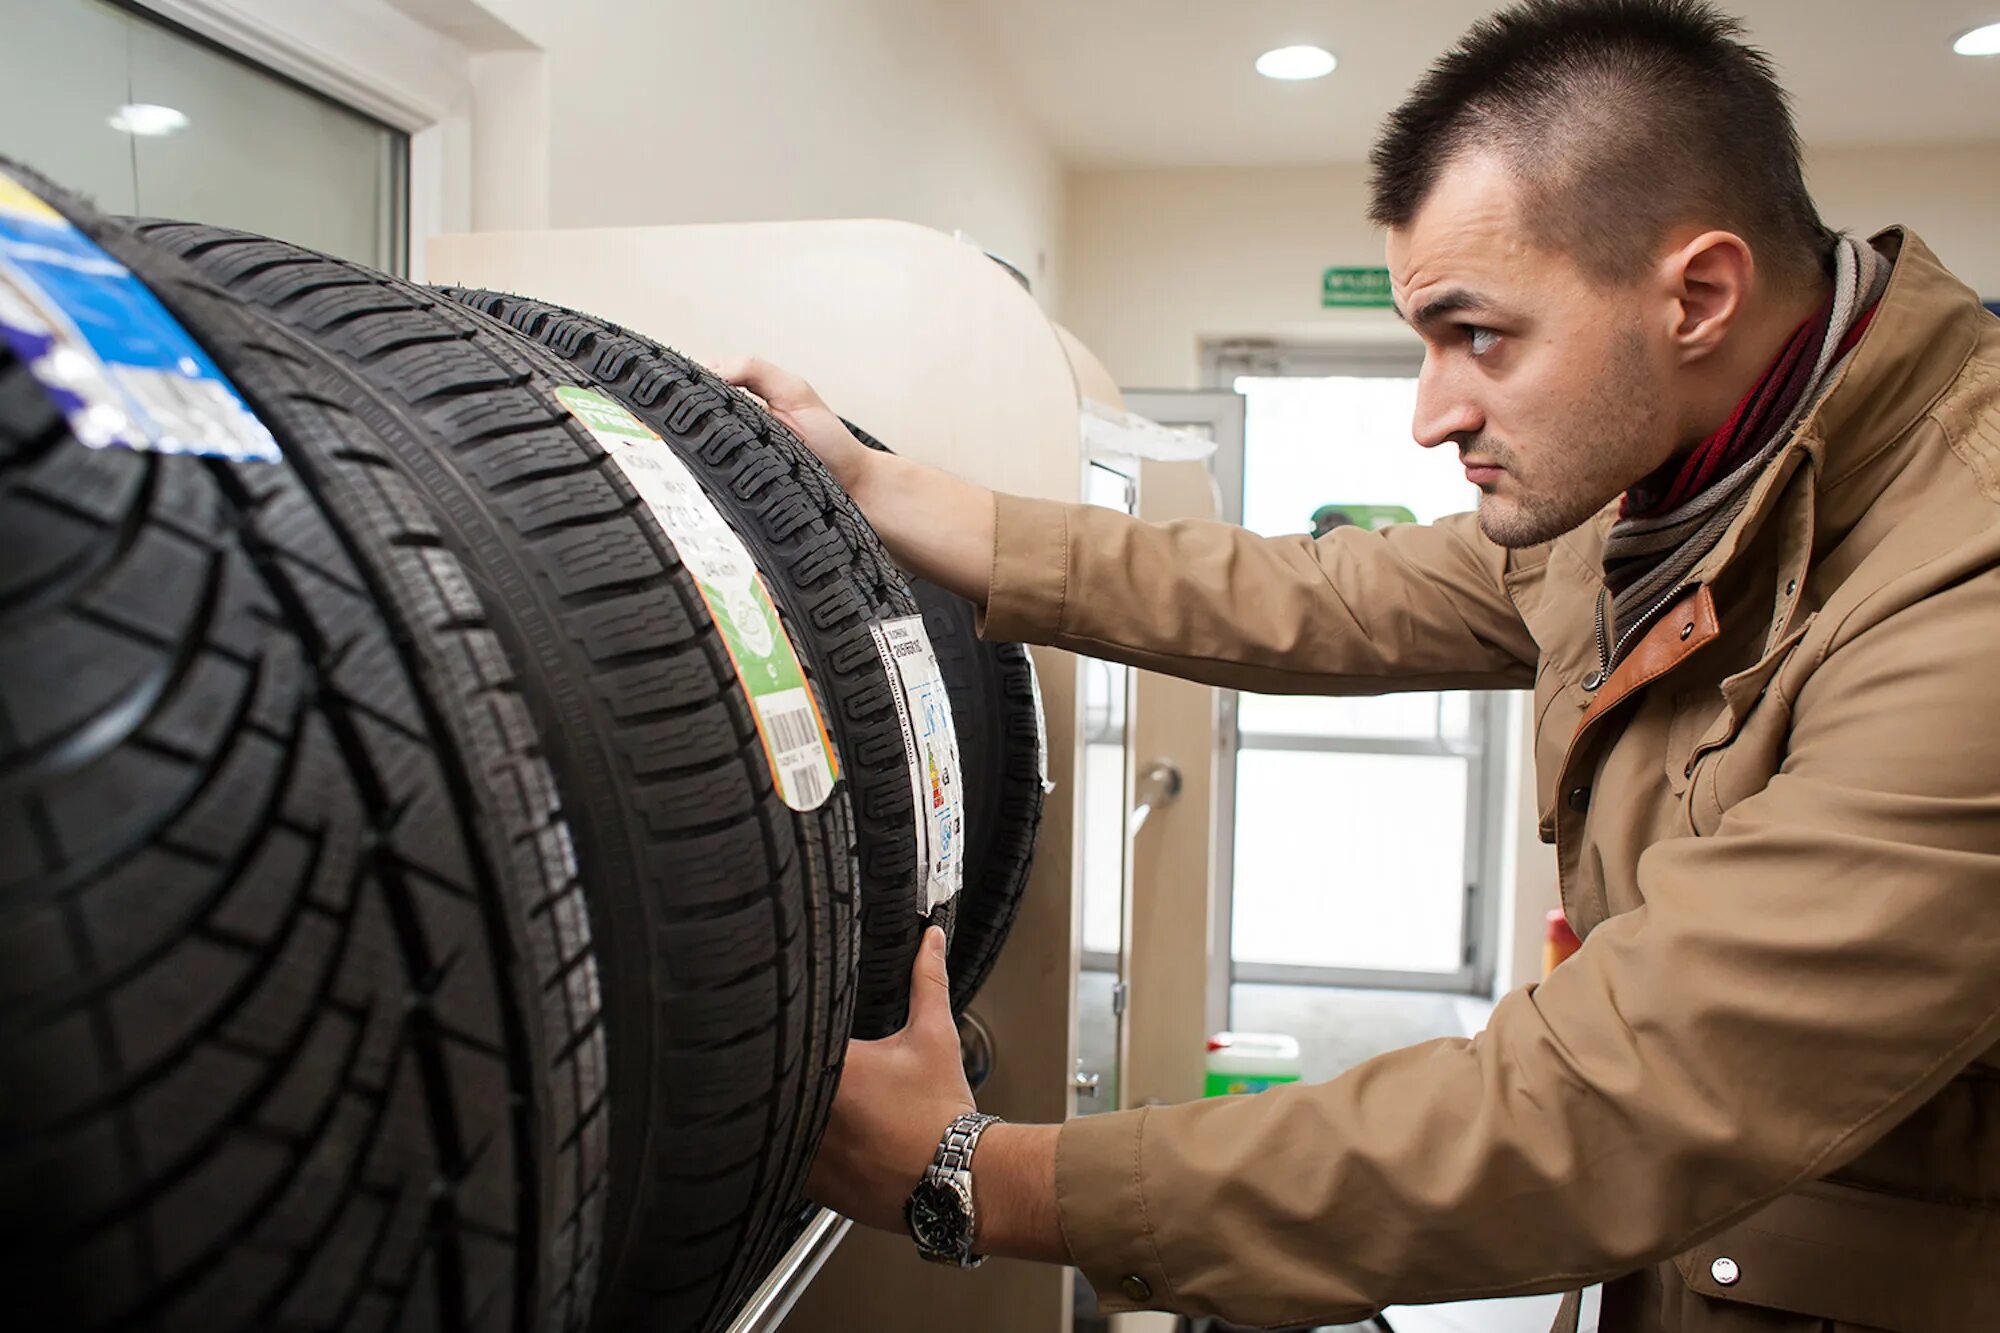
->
xmin=132 ymin=221 xmax=857 ymax=1333
xmin=0 ymin=163 xmax=606 ymax=1332
xmin=439 ymin=289 xmax=964 ymax=1040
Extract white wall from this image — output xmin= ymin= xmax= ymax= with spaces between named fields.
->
xmin=1807 ymin=144 xmax=2000 ymax=296
xmin=528 ymin=0 xmax=1066 ymax=308
xmin=140 ymin=2 xmax=1067 ymax=303
xmin=1059 ymin=144 xmax=2000 ymax=389
xmin=1061 ymin=162 xmax=1393 ymax=388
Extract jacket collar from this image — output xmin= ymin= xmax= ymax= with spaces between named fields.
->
xmin=1809 ymin=229 xmax=1984 ymax=489
xmin=1608 ymin=228 xmax=1984 ymax=594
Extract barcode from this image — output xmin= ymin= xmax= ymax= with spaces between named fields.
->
xmin=766 ymin=703 xmax=820 ymax=755
xmin=782 ymin=758 xmax=829 ymax=810
xmin=760 ymin=691 xmax=831 ymax=811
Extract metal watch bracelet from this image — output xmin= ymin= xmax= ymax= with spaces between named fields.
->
xmin=934 ymin=1110 xmax=1001 ymax=1175
xmin=908 ymin=1110 xmax=1002 ymax=1268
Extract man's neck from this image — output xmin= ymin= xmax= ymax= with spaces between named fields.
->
xmin=1674 ymin=274 xmax=1832 ymax=451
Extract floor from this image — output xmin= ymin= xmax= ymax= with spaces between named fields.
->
xmin=1074 ymin=973 xmax=1597 ymax=1333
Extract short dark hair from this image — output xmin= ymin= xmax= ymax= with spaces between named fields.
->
xmin=1368 ymin=0 xmax=1833 ymax=288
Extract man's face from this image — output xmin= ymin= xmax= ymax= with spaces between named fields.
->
xmin=1386 ymin=154 xmax=1680 ymax=547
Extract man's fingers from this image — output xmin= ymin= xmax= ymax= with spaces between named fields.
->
xmin=708 ymin=355 xmax=821 ymax=413
xmin=915 ymin=922 xmax=950 ymax=990
xmin=909 ymin=924 xmax=956 ymax=1041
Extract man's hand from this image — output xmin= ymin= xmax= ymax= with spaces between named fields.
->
xmin=708 ymin=356 xmax=876 ymax=495
xmin=809 ymin=925 xmax=1071 ymax=1264
xmin=707 ymin=357 xmax=1000 ymax=605
xmin=808 ymin=925 xmax=976 ymax=1232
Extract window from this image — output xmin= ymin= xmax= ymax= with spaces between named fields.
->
xmin=0 ymin=0 xmax=407 ymax=273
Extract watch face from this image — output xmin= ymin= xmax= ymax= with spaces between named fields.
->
xmin=907 ymin=1178 xmax=970 ymax=1254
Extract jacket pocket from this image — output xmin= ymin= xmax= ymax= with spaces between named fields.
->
xmin=1671 ymin=1181 xmax=2000 ymax=1331
xmin=1682 ymin=623 xmax=1813 ymax=835
xmin=1664 ymin=689 xmax=1725 ymax=801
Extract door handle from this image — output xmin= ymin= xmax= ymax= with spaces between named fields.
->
xmin=1129 ymin=759 xmax=1183 ymax=835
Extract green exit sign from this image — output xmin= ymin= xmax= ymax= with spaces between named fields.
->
xmin=1322 ymin=266 xmax=1395 ymax=308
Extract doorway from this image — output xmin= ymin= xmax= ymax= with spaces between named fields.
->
xmin=1199 ymin=341 xmax=1509 ymax=1003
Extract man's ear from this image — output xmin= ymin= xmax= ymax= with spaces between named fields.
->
xmin=1660 ymin=230 xmax=1754 ymax=365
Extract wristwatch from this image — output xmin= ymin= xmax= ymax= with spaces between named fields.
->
xmin=905 ymin=1110 xmax=1002 ymax=1267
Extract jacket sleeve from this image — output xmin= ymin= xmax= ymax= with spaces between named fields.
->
xmin=979 ymin=492 xmax=1540 ymax=693
xmin=1052 ymin=569 xmax=2000 ymax=1328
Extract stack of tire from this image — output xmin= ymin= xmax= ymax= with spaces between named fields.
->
xmin=0 ymin=158 xmax=1045 ymax=1333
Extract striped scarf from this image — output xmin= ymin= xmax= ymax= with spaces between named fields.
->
xmin=1597 ymin=237 xmax=1890 ymax=670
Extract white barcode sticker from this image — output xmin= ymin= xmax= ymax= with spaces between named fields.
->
xmin=555 ymin=386 xmax=839 ymax=812
xmin=1022 ymin=648 xmax=1054 ymax=794
xmin=759 ymin=686 xmax=833 ymax=810
xmin=869 ymin=615 xmax=965 ymax=912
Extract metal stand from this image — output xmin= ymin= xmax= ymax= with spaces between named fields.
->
xmin=721 ymin=1210 xmax=855 ymax=1333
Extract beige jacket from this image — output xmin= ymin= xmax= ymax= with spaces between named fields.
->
xmin=983 ymin=232 xmax=2000 ymax=1332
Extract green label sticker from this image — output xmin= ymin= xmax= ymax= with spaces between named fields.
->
xmin=1321 ymin=266 xmax=1396 ymax=308
xmin=554 ymin=385 xmax=838 ymax=811
xmin=561 ymin=388 xmax=653 ymax=440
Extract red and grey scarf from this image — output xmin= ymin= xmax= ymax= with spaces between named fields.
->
xmin=1596 ymin=237 xmax=1889 ymax=672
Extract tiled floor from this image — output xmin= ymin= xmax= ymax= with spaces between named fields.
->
xmin=1074 ymin=974 xmax=1596 ymax=1333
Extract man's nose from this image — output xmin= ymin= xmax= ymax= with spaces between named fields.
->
xmin=1412 ymin=358 xmax=1483 ymax=449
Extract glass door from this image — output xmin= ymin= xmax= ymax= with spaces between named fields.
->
xmin=1205 ymin=345 xmax=1507 ymax=995
xmin=1074 ymin=455 xmax=1137 ymax=1112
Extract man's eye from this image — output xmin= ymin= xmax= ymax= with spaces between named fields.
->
xmin=1466 ymin=326 xmax=1500 ymax=357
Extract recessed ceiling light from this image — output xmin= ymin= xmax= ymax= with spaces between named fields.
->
xmin=1954 ymin=21 xmax=2000 ymax=55
xmin=1256 ymin=45 xmax=1337 ymax=81
xmin=108 ymin=103 xmax=188 ymax=136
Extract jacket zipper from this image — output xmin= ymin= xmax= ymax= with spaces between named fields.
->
xmin=1591 ymin=582 xmax=1693 ymax=687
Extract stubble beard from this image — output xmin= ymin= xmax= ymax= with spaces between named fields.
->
xmin=1473 ymin=457 xmax=1615 ymax=547
xmin=1472 ymin=330 xmax=1665 ymax=549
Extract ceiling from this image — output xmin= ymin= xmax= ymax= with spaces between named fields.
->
xmin=963 ymin=0 xmax=2000 ymax=169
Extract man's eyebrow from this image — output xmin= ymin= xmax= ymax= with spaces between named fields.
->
xmin=1392 ymin=288 xmax=1497 ymax=331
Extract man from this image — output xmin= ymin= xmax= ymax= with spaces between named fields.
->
xmin=719 ymin=1 xmax=2000 ymax=1328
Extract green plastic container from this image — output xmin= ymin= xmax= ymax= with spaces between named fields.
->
xmin=1310 ymin=503 xmax=1418 ymax=536
xmin=1203 ymin=1031 xmax=1302 ymax=1097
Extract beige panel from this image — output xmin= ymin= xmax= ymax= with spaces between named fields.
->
xmin=1054 ymin=322 xmax=1124 ymax=412
xmin=427 ymin=219 xmax=1076 ymax=498
xmin=1119 ymin=460 xmax=1222 ymax=1109
xmin=424 ymin=222 xmax=1084 ymax=1332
